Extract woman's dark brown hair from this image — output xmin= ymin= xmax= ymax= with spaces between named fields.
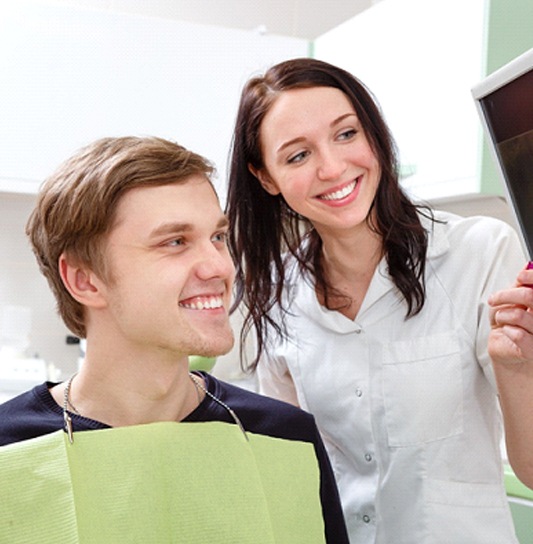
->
xmin=225 ymin=58 xmax=432 ymax=370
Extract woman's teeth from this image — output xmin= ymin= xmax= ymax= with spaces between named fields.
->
xmin=319 ymin=180 xmax=357 ymax=201
xmin=180 ymin=296 xmax=223 ymax=310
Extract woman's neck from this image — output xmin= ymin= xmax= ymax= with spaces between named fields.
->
xmin=320 ymin=220 xmax=383 ymax=277
xmin=317 ymin=224 xmax=383 ymax=320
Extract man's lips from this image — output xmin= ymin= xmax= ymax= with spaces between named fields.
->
xmin=317 ymin=179 xmax=358 ymax=201
xmin=179 ymin=295 xmax=224 ymax=310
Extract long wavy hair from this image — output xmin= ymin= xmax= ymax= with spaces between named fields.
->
xmin=226 ymin=58 xmax=432 ymax=370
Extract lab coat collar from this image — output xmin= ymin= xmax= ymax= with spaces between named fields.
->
xmin=291 ymin=210 xmax=448 ymax=332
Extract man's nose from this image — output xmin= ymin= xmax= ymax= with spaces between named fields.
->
xmin=194 ymin=243 xmax=235 ymax=281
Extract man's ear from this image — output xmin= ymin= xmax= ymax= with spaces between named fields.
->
xmin=58 ymin=253 xmax=107 ymax=309
xmin=248 ymin=164 xmax=280 ymax=196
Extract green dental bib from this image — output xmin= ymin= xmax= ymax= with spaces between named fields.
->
xmin=0 ymin=421 xmax=325 ymax=543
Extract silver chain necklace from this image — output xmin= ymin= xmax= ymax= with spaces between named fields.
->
xmin=62 ymin=372 xmax=248 ymax=444
xmin=188 ymin=372 xmax=248 ymax=440
xmin=63 ymin=373 xmax=77 ymax=444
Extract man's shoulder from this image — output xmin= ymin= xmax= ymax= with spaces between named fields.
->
xmin=207 ymin=375 xmax=319 ymax=444
xmin=0 ymin=386 xmax=38 ymax=416
xmin=0 ymin=383 xmax=61 ymax=447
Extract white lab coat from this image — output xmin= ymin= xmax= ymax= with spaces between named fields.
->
xmin=259 ymin=211 xmax=524 ymax=543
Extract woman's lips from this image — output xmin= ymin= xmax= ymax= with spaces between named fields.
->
xmin=317 ymin=179 xmax=358 ymax=201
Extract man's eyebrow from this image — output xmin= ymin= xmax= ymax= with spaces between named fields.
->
xmin=217 ymin=216 xmax=230 ymax=229
xmin=149 ymin=222 xmax=193 ymax=238
xmin=149 ymin=216 xmax=229 ymax=238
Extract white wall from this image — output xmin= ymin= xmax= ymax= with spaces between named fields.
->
xmin=314 ymin=0 xmax=487 ymax=201
xmin=0 ymin=0 xmax=308 ymax=198
xmin=0 ymin=194 xmax=78 ymax=379
xmin=0 ymin=1 xmax=308 ymax=381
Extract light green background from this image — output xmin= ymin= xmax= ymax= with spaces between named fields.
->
xmin=480 ymin=0 xmax=533 ymax=194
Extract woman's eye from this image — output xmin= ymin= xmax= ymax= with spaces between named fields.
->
xmin=287 ymin=150 xmax=309 ymax=164
xmin=338 ymin=129 xmax=357 ymax=141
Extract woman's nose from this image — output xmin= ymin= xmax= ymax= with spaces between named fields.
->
xmin=316 ymin=147 xmax=346 ymax=181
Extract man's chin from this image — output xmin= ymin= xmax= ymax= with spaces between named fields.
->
xmin=194 ymin=334 xmax=235 ymax=359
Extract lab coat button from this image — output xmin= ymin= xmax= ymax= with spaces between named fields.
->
xmin=363 ymin=515 xmax=371 ymax=523
xmin=365 ymin=453 xmax=373 ymax=462
xmin=355 ymin=388 xmax=363 ymax=397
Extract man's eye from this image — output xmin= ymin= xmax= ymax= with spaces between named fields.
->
xmin=167 ymin=238 xmax=185 ymax=247
xmin=212 ymin=232 xmax=228 ymax=243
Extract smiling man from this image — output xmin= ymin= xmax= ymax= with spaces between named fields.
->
xmin=0 ymin=137 xmax=348 ymax=543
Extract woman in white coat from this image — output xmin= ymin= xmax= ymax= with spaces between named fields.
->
xmin=225 ymin=57 xmax=524 ymax=543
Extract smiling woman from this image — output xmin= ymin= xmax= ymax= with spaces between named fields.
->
xmin=225 ymin=57 xmax=525 ymax=543
xmin=254 ymin=87 xmax=380 ymax=243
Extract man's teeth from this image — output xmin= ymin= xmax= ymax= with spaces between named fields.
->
xmin=319 ymin=181 xmax=357 ymax=201
xmin=180 ymin=296 xmax=223 ymax=310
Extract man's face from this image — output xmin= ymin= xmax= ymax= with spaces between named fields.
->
xmin=98 ymin=176 xmax=235 ymax=360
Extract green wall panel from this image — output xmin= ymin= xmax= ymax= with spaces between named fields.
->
xmin=481 ymin=0 xmax=533 ymax=194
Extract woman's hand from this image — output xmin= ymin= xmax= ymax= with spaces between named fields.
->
xmin=488 ymin=263 xmax=533 ymax=489
xmin=488 ymin=265 xmax=533 ymax=364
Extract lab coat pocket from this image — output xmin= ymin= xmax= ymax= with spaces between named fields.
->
xmin=382 ymin=332 xmax=463 ymax=447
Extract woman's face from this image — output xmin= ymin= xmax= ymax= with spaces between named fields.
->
xmin=256 ymin=86 xmax=381 ymax=238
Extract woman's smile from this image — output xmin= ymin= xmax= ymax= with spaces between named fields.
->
xmin=316 ymin=179 xmax=359 ymax=202
xmin=258 ymin=86 xmax=380 ymax=234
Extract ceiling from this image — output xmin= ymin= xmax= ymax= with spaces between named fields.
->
xmin=63 ymin=0 xmax=377 ymax=40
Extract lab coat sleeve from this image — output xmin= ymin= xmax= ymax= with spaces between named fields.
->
xmin=258 ymin=349 xmax=300 ymax=407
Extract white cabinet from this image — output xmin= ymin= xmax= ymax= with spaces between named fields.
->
xmin=0 ymin=1 xmax=308 ymax=196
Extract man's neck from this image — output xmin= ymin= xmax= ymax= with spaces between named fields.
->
xmin=51 ymin=349 xmax=204 ymax=427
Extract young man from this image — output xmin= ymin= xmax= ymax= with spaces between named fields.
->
xmin=489 ymin=263 xmax=533 ymax=490
xmin=0 ymin=137 xmax=348 ymax=543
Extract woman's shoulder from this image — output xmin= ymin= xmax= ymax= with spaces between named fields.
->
xmin=425 ymin=209 xmax=525 ymax=284
xmin=428 ymin=209 xmax=520 ymax=248
xmin=430 ymin=208 xmax=511 ymax=229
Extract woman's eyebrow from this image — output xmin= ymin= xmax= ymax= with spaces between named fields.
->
xmin=331 ymin=112 xmax=359 ymax=127
xmin=276 ymin=112 xmax=359 ymax=154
